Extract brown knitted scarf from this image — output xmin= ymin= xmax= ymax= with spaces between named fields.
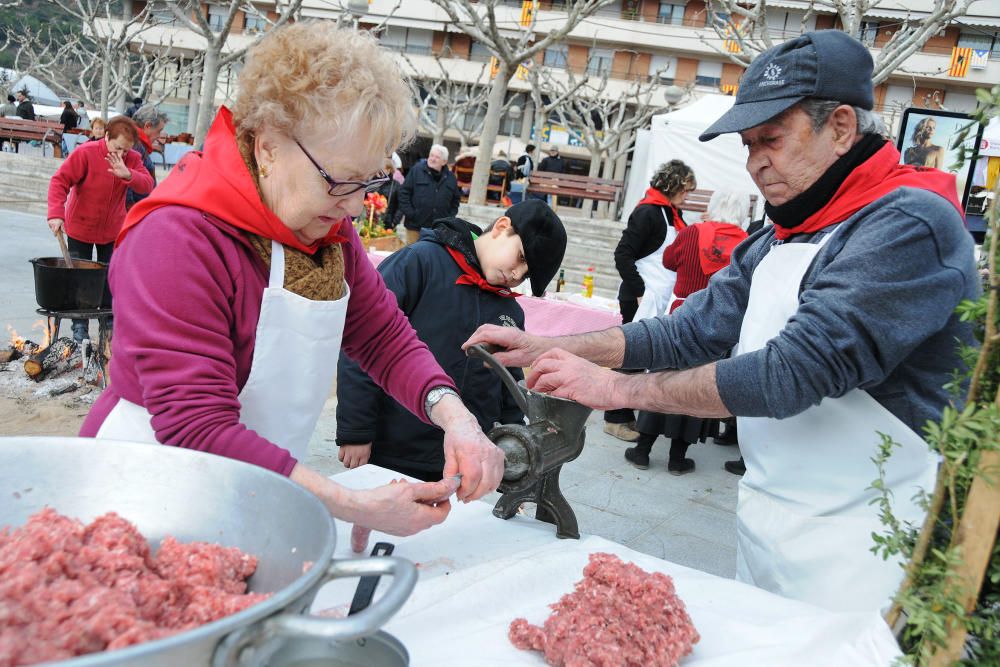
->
xmin=237 ymin=130 xmax=345 ymax=301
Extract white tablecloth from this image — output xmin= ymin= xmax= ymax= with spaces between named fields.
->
xmin=312 ymin=466 xmax=900 ymax=666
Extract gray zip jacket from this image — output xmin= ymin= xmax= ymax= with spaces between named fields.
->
xmin=622 ymin=187 xmax=979 ymax=434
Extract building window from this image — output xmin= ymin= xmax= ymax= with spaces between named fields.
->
xmin=958 ymin=30 xmax=1000 ymax=59
xmin=695 ymin=60 xmax=722 ymax=87
xmin=207 ymin=5 xmax=228 ymax=32
xmin=379 ymin=26 xmax=433 ymax=56
xmin=244 ymin=10 xmax=268 ymax=33
xmin=543 ymin=45 xmax=568 ymax=69
xmin=469 ymin=41 xmax=492 ymax=63
xmin=649 ymin=54 xmax=677 ymax=84
xmin=594 ymin=0 xmax=622 ymax=17
xmin=657 ymin=2 xmax=685 ymax=26
xmin=151 ymin=8 xmax=176 ymax=25
xmin=587 ymin=48 xmax=614 ymax=76
xmin=860 ymin=21 xmax=878 ymax=46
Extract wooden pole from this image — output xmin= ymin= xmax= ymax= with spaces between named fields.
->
xmin=927 ymin=449 xmax=1000 ymax=665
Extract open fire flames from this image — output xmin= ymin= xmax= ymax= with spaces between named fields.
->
xmin=2 ymin=323 xmax=106 ymax=387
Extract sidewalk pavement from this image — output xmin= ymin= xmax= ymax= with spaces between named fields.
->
xmin=1 ymin=208 xmax=742 ymax=580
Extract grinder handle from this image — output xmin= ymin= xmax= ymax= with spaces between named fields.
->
xmin=466 ymin=343 xmax=530 ymax=415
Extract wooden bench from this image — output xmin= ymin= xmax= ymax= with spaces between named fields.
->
xmin=0 ymin=118 xmax=64 ymax=157
xmin=526 ymin=171 xmax=624 ymax=209
xmin=679 ymin=188 xmax=759 ymax=223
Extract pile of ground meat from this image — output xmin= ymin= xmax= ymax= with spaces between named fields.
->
xmin=509 ymin=552 xmax=699 ymax=666
xmin=0 ymin=508 xmax=270 ymax=666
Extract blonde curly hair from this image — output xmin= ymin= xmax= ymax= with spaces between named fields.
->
xmin=650 ymin=159 xmax=696 ymax=198
xmin=232 ymin=22 xmax=416 ymax=166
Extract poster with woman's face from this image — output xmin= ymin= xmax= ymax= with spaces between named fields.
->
xmin=896 ymin=109 xmax=983 ymax=209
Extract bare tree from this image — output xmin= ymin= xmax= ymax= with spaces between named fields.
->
xmin=542 ymin=64 xmax=666 ymax=217
xmin=425 ymin=0 xmax=615 ymax=204
xmin=703 ymin=0 xmax=981 ymax=84
xmin=400 ymin=53 xmax=494 ymax=146
xmin=158 ymin=0 xmax=304 ymax=146
xmin=8 ymin=0 xmax=158 ymax=117
xmin=523 ymin=60 xmax=590 ymax=152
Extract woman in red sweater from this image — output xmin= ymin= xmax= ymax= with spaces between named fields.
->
xmin=624 ymin=190 xmax=749 ymax=474
xmin=46 ymin=115 xmax=154 ymax=342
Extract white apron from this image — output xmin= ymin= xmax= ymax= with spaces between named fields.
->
xmin=98 ymin=241 xmax=350 ymax=463
xmin=633 ymin=208 xmax=678 ymax=321
xmin=733 ymin=231 xmax=937 ymax=613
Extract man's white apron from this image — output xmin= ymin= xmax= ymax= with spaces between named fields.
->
xmin=633 ymin=209 xmax=678 ymax=321
xmin=98 ymin=240 xmax=349 ymax=463
xmin=733 ymin=232 xmax=937 ymax=612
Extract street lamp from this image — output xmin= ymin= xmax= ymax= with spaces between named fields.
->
xmin=345 ymin=0 xmax=367 ymax=28
xmin=663 ymin=84 xmax=685 ymax=108
xmin=506 ymin=104 xmax=522 ymax=157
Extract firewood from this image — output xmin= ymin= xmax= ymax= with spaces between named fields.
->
xmin=23 ymin=337 xmax=78 ymax=381
xmin=0 ymin=346 xmax=20 ymax=363
xmin=1 ymin=339 xmax=40 ymax=363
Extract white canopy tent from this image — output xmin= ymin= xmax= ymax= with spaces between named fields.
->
xmin=622 ymin=94 xmax=764 ymax=223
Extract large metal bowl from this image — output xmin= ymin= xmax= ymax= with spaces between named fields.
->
xmin=0 ymin=437 xmax=415 ymax=667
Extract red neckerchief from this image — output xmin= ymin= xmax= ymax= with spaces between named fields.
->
xmin=445 ymin=247 xmax=519 ymax=298
xmin=636 ymin=187 xmax=686 ymax=233
xmin=773 ymin=142 xmax=963 ymax=241
xmin=694 ymin=222 xmax=747 ymax=276
xmin=118 ymin=107 xmax=348 ymax=252
xmin=136 ymin=128 xmax=153 ymax=154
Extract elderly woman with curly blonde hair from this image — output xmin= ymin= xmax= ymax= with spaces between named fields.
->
xmin=604 ymin=159 xmax=696 ymax=442
xmin=81 ymin=22 xmax=504 ymax=538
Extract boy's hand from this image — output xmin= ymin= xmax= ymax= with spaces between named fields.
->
xmin=338 ymin=443 xmax=372 ymax=469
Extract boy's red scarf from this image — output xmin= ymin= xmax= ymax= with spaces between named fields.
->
xmin=445 ymin=247 xmax=519 ymax=298
xmin=636 ymin=187 xmax=686 ymax=232
xmin=118 ymin=107 xmax=348 ymax=252
xmin=695 ymin=222 xmax=748 ymax=276
xmin=773 ymin=142 xmax=962 ymax=241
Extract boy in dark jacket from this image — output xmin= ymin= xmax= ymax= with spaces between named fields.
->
xmin=336 ymin=200 xmax=567 ymax=481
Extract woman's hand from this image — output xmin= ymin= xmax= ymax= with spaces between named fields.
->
xmin=345 ymin=476 xmax=461 ymax=536
xmin=338 ymin=443 xmax=371 ymax=469
xmin=429 ymin=393 xmax=504 ymax=502
xmin=105 ymin=151 xmax=132 ymax=180
xmin=47 ymin=218 xmax=64 ymax=235
xmin=291 ymin=464 xmax=461 ymax=539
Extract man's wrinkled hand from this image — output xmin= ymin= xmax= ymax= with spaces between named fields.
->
xmin=463 ymin=324 xmax=543 ymax=368
xmin=526 ymin=348 xmax=621 ymax=410
xmin=441 ymin=417 xmax=504 ymax=503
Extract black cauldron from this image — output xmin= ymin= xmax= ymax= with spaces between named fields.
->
xmin=30 ymin=257 xmax=111 ymax=311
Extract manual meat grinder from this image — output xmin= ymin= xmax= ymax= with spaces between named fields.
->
xmin=466 ymin=344 xmax=593 ymax=539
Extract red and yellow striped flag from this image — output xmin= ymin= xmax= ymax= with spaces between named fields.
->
xmin=520 ymin=0 xmax=537 ymax=27
xmin=949 ymin=47 xmax=972 ymax=77
xmin=720 ymin=83 xmax=739 ymax=96
xmin=490 ymin=57 xmax=500 ymax=79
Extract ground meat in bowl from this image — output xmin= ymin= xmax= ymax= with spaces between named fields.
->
xmin=509 ymin=552 xmax=699 ymax=666
xmin=0 ymin=508 xmax=270 ymax=667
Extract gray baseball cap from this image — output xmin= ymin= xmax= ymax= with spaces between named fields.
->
xmin=699 ymin=30 xmax=874 ymax=142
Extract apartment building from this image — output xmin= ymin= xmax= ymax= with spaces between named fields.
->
xmin=111 ymin=0 xmax=1000 ymax=166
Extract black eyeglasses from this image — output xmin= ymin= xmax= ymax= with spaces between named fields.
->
xmin=294 ymin=140 xmax=390 ymax=197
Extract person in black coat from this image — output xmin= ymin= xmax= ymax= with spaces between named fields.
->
xmin=59 ymin=101 xmax=79 ymax=134
xmin=336 ymin=201 xmax=567 ymax=481
xmin=397 ymin=144 xmax=461 ymax=245
xmin=14 ymin=91 xmax=35 ymax=121
xmin=538 ymin=145 xmax=565 ymax=173
xmin=515 ymin=144 xmax=536 ymax=178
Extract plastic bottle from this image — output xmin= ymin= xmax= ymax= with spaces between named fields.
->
xmin=582 ymin=266 xmax=595 ymax=298
xmin=556 ymin=269 xmax=566 ymax=293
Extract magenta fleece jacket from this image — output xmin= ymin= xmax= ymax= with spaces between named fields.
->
xmin=80 ymin=205 xmax=456 ymax=475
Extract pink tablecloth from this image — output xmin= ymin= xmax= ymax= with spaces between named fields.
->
xmin=366 ymin=250 xmax=621 ymax=336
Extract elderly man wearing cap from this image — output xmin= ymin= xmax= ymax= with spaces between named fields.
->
xmin=337 ymin=200 xmax=566 ymax=482
xmin=465 ymin=30 xmax=978 ymax=613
